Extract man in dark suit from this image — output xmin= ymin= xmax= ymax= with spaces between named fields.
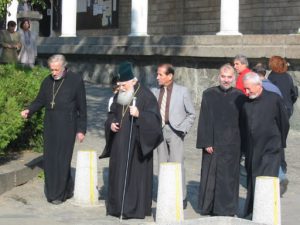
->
xmin=152 ymin=63 xmax=196 ymax=209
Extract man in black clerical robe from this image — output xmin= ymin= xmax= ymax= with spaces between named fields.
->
xmin=241 ymin=72 xmax=289 ymax=218
xmin=196 ymin=64 xmax=246 ymax=216
xmin=100 ymin=62 xmax=163 ymax=219
xmin=21 ymin=54 xmax=87 ymax=204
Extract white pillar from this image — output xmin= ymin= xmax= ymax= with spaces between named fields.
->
xmin=217 ymin=0 xmax=242 ymax=35
xmin=129 ymin=0 xmax=148 ymax=36
xmin=6 ymin=0 xmax=18 ymax=26
xmin=73 ymin=150 xmax=100 ymax=206
xmin=61 ymin=0 xmax=77 ymax=37
xmin=156 ymin=163 xmax=184 ymax=223
xmin=253 ymin=176 xmax=281 ymax=225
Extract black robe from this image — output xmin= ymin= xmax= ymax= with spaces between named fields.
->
xmin=28 ymin=71 xmax=87 ymax=202
xmin=100 ymin=83 xmax=163 ymax=219
xmin=241 ymin=90 xmax=289 ymax=217
xmin=196 ymin=86 xmax=245 ymax=216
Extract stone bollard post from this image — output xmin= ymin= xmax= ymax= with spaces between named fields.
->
xmin=73 ymin=150 xmax=99 ymax=206
xmin=156 ymin=162 xmax=184 ymax=223
xmin=253 ymin=176 xmax=281 ymax=225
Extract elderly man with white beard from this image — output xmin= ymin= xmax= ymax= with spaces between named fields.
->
xmin=241 ymin=72 xmax=289 ymax=218
xmin=99 ymin=61 xmax=163 ymax=219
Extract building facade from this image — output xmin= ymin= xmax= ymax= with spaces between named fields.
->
xmin=5 ymin=0 xmax=300 ymax=36
xmin=72 ymin=0 xmax=300 ymax=36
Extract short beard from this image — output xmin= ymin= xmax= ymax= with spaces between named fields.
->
xmin=220 ymin=83 xmax=231 ymax=90
xmin=249 ymin=93 xmax=259 ymax=99
xmin=117 ymin=89 xmax=134 ymax=106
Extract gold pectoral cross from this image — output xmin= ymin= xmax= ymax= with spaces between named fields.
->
xmin=50 ymin=101 xmax=55 ymax=109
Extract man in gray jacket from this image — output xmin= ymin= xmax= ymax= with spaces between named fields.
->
xmin=152 ymin=63 xmax=196 ymax=209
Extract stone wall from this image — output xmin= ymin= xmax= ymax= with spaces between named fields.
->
xmin=148 ymin=0 xmax=220 ymax=35
xmin=68 ymin=58 xmax=300 ymax=130
xmin=37 ymin=35 xmax=300 ymax=130
xmin=240 ymin=0 xmax=300 ymax=34
xmin=76 ymin=0 xmax=300 ymax=36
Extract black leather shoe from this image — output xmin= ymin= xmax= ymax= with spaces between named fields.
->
xmin=183 ymin=198 xmax=187 ymax=209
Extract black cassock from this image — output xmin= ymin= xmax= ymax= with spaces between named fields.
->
xmin=196 ymin=86 xmax=245 ymax=216
xmin=241 ymin=90 xmax=289 ymax=216
xmin=28 ymin=71 xmax=87 ymax=202
xmin=100 ymin=83 xmax=163 ymax=219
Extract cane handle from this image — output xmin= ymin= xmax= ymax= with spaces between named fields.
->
xmin=132 ymin=97 xmax=137 ymax=107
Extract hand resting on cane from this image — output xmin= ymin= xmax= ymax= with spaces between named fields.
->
xmin=129 ymin=106 xmax=139 ymax=118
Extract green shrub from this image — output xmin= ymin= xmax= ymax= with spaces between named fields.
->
xmin=0 ymin=64 xmax=49 ymax=154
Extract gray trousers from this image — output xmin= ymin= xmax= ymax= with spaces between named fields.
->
xmin=157 ymin=124 xmax=186 ymax=199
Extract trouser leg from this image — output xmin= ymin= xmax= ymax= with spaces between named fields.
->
xmin=157 ymin=126 xmax=170 ymax=172
xmin=157 ymin=125 xmax=186 ymax=199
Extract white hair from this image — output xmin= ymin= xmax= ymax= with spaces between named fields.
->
xmin=48 ymin=54 xmax=67 ymax=68
xmin=243 ymin=72 xmax=262 ymax=86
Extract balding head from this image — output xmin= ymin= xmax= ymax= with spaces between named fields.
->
xmin=218 ymin=64 xmax=236 ymax=89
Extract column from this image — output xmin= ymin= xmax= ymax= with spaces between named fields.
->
xmin=6 ymin=0 xmax=18 ymax=26
xmin=129 ymin=0 xmax=148 ymax=36
xmin=217 ymin=0 xmax=242 ymax=35
xmin=61 ymin=0 xmax=77 ymax=37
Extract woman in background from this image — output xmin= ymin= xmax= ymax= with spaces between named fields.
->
xmin=18 ymin=19 xmax=37 ymax=68
xmin=268 ymin=56 xmax=297 ymax=118
xmin=268 ymin=55 xmax=298 ymax=196
xmin=0 ymin=21 xmax=21 ymax=63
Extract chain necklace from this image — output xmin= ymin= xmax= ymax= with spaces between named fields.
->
xmin=50 ymin=79 xmax=65 ymax=109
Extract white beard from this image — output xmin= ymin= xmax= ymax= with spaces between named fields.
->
xmin=249 ymin=93 xmax=259 ymax=99
xmin=117 ymin=89 xmax=134 ymax=106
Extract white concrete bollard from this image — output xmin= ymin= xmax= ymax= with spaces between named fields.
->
xmin=156 ymin=162 xmax=184 ymax=223
xmin=73 ymin=150 xmax=99 ymax=206
xmin=253 ymin=176 xmax=281 ymax=225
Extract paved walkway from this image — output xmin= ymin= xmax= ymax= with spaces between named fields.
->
xmin=0 ymin=82 xmax=299 ymax=225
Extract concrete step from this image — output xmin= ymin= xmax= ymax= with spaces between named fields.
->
xmin=0 ymin=151 xmax=43 ymax=195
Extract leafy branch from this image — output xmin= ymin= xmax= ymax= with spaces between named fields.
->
xmin=0 ymin=0 xmax=46 ymax=20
